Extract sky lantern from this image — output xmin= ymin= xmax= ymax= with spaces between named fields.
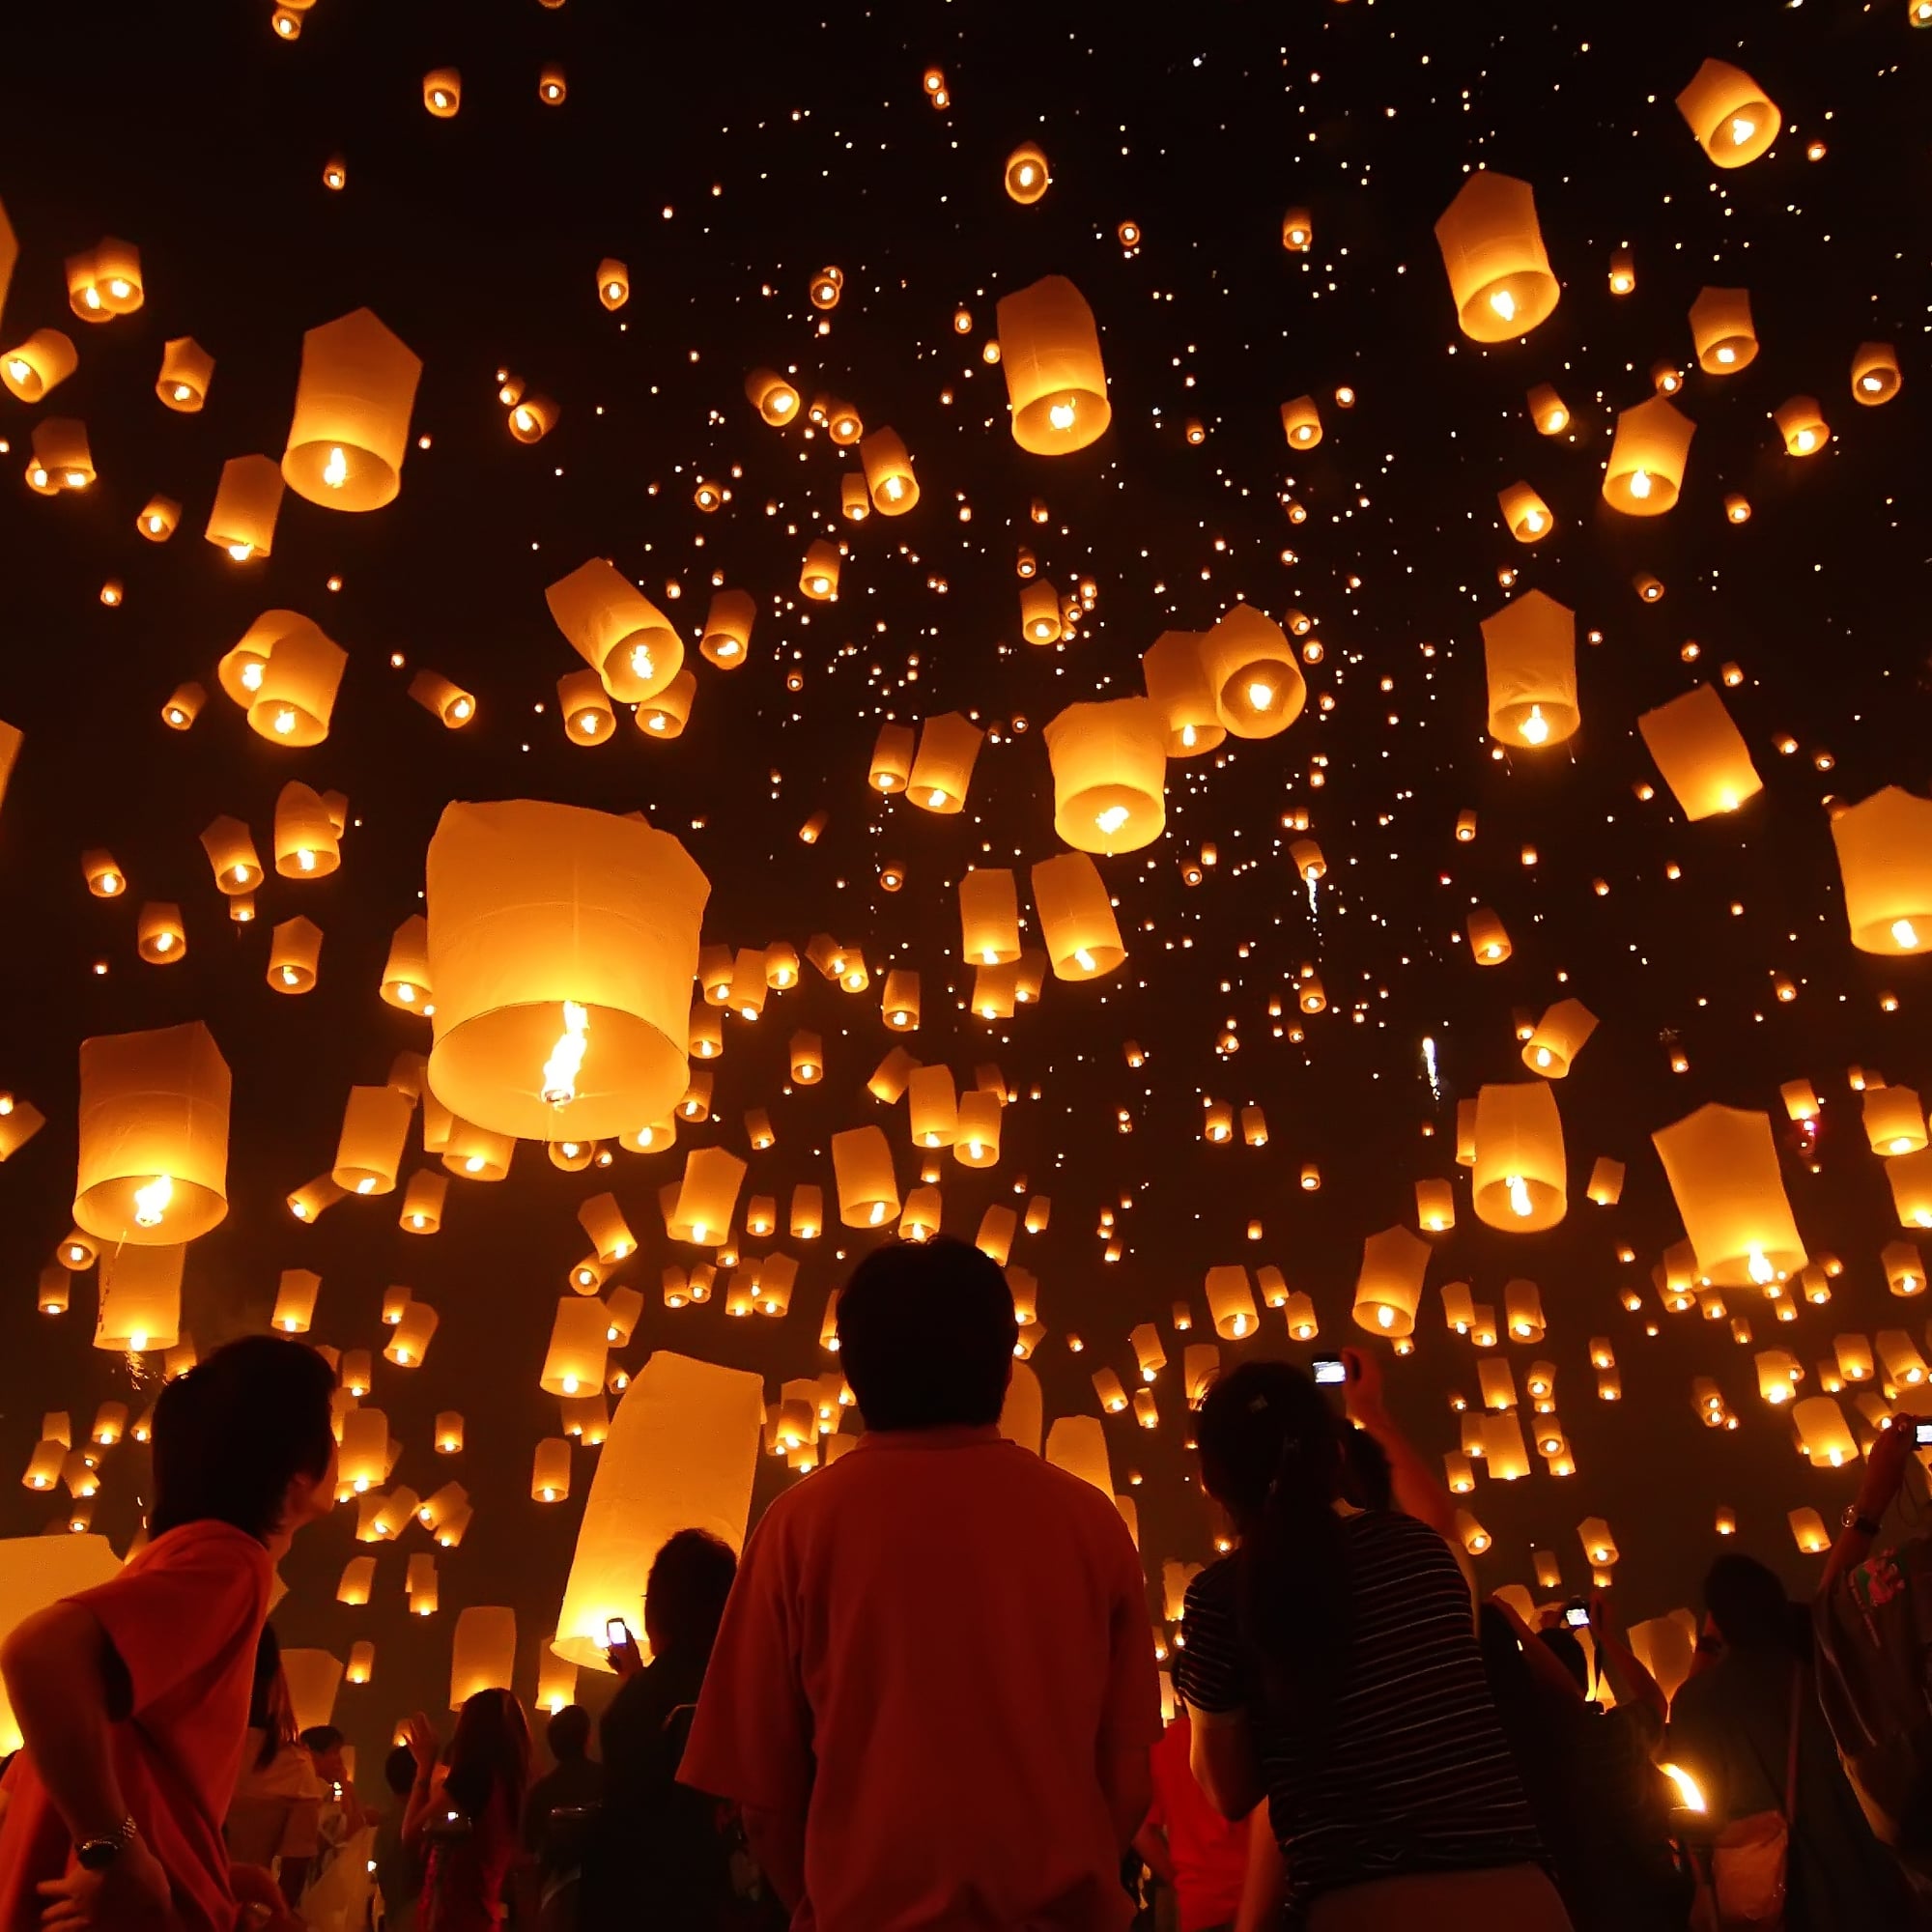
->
xmin=1773 ymin=396 xmax=1830 ymax=457
xmin=74 ymin=1022 xmax=230 ymax=1246
xmin=156 ymin=337 xmax=213 ymax=412
xmin=409 ymin=669 xmax=475 ymax=727
xmin=597 ymin=259 xmax=630 ymax=309
xmin=1043 ymin=698 xmax=1167 ymax=855
xmin=30 ymin=418 xmax=94 ymax=491
xmin=1688 ymin=288 xmax=1757 ymax=374
xmin=1831 ymin=788 xmax=1932 ymax=953
xmin=1199 ymin=603 xmax=1305 ymax=739
xmin=1465 ymin=906 xmax=1512 ymax=964
xmin=2 ymin=329 xmax=76 ymax=403
xmin=1031 ymin=852 xmax=1124 ymax=980
xmin=1279 ymin=397 xmax=1321 ymax=449
xmin=65 ymin=239 xmax=143 ymax=322
xmin=541 ymin=1297 xmax=611 ymax=1397
xmin=958 ymin=868 xmax=1021 ymax=965
xmin=204 ymin=457 xmax=285 ymax=561
xmin=799 ymin=541 xmax=841 ymax=601
xmin=698 ymin=588 xmax=755 ymax=669
xmin=274 ymin=781 xmax=340 ymax=877
xmin=1482 ymin=588 xmax=1577 ymax=748
xmin=1602 ymin=396 xmax=1694 ymax=514
xmin=1653 ymin=1104 xmax=1806 ymax=1288
xmin=423 ymin=69 xmax=461 ymax=115
xmin=1140 ymin=631 xmax=1223 ymax=756
xmin=1352 ymin=1224 xmax=1430 ymax=1338
xmin=1204 ymin=1265 xmax=1258 ymax=1340
xmin=1496 ymin=481 xmax=1553 ymax=543
xmin=995 ymin=275 xmax=1110 ymax=453
xmin=860 ymin=427 xmax=919 ymax=512
xmin=832 ymin=1125 xmax=899 ymax=1229
xmin=332 ymin=1085 xmax=412 ymax=1196
xmin=745 ymin=369 xmax=800 ymax=425
xmin=545 ymin=557 xmax=685 ymax=704
xmin=281 ymin=309 xmax=422 ymax=510
xmin=425 ymin=801 xmax=709 ymax=1143
xmin=1523 ymin=1000 xmax=1597 ymax=1078
xmin=1676 ymin=60 xmax=1780 ymax=167
xmin=268 ymin=917 xmax=322 ymax=994
xmin=1472 ymin=1082 xmax=1567 ymax=1233
xmin=93 ymin=1245 xmax=182 ymax=1353
xmin=1432 ymin=171 xmax=1559 ymax=342
xmin=1851 ymin=343 xmax=1901 ymax=406
xmin=247 ymin=615 xmax=346 ymax=747
xmin=1636 ymin=685 xmax=1762 ymax=819
xmin=1861 ymin=1086 xmax=1926 ymax=1157
xmin=1003 ymin=142 xmax=1050 ymax=204
xmin=906 ymin=712 xmax=982 ymax=813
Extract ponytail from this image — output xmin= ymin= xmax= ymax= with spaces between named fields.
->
xmin=1195 ymin=1361 xmax=1355 ymax=1714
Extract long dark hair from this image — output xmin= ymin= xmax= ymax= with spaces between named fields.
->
xmin=1194 ymin=1360 xmax=1354 ymax=1707
xmin=443 ymin=1688 xmax=531 ymax=1827
xmin=245 ymin=1625 xmax=296 ymax=1772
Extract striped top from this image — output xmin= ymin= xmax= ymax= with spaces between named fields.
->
xmin=1176 ymin=1510 xmax=1542 ymax=1921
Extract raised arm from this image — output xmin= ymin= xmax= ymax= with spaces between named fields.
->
xmin=1819 ymin=1414 xmax=1918 ymax=1600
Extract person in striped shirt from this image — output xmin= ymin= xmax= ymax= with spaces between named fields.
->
xmin=1176 ymin=1350 xmax=1570 ymax=1930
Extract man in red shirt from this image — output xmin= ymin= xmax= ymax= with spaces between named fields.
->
xmin=0 ymin=1335 xmax=338 ymax=1932
xmin=679 ymin=1237 xmax=1163 ymax=1931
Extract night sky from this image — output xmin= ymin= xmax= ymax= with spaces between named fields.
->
xmin=2 ymin=0 xmax=1930 ymax=1765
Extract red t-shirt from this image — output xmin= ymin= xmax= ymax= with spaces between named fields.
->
xmin=0 ymin=1520 xmax=272 ymax=1932
xmin=1146 ymin=1715 xmax=1248 ymax=1932
xmin=678 ymin=1424 xmax=1164 ymax=1932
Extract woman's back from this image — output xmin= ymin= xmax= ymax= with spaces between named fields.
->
xmin=1179 ymin=1510 xmax=1542 ymax=1917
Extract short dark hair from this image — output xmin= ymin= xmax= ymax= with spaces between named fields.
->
xmin=151 ymin=1335 xmax=336 ymax=1544
xmin=835 ymin=1237 xmax=1016 ymax=1430
xmin=545 ymin=1704 xmax=591 ymax=1760
xmin=384 ymin=1744 xmax=417 ymax=1797
xmin=1705 ymin=1552 xmax=1792 ymax=1651
xmin=300 ymin=1724 xmax=344 ymax=1754
xmin=645 ymin=1528 xmax=737 ymax=1660
xmin=1538 ymin=1627 xmax=1590 ymax=1694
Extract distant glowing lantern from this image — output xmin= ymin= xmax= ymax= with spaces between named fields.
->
xmin=1482 ymin=588 xmax=1577 ymax=747
xmin=423 ymin=70 xmax=462 ymax=116
xmin=1523 ymin=999 xmax=1597 ymax=1078
xmin=1636 ymin=684 xmax=1762 ymax=819
xmin=545 ymin=557 xmax=684 ymax=704
xmin=1043 ymin=698 xmax=1167 ymax=855
xmin=861 ymin=428 xmax=919 ymax=513
xmin=1851 ymin=342 xmax=1901 ymax=406
xmin=1 ymin=329 xmax=76 ymax=403
xmin=1471 ymin=1082 xmax=1567 ymax=1233
xmin=1199 ymin=603 xmax=1305 ymax=739
xmin=1688 ymin=287 xmax=1758 ymax=374
xmin=1004 ymin=142 xmax=1050 ymax=204
xmin=1031 ymin=852 xmax=1124 ymax=980
xmin=281 ymin=309 xmax=422 ymax=511
xmin=907 ymin=712 xmax=983 ymax=813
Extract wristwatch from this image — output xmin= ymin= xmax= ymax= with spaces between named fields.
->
xmin=74 ymin=1818 xmax=138 ymax=1872
xmin=1841 ymin=1503 xmax=1882 ymax=1536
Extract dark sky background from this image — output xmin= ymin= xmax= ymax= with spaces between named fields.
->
xmin=1 ymin=0 xmax=1929 ymax=1769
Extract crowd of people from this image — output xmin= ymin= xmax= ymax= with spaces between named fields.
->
xmin=2 ymin=1240 xmax=1931 ymax=1930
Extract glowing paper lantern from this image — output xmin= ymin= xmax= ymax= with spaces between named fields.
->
xmin=994 ymin=274 xmax=1110 ymax=455
xmin=0 ymin=1538 xmax=123 ymax=1750
xmin=1788 ymin=1509 xmax=1831 ymax=1556
xmin=1522 ymin=999 xmax=1597 ymax=1077
xmin=578 ymin=1193 xmax=637 ymax=1263
xmin=449 ymin=1607 xmax=517 ymax=1709
xmin=1482 ymin=589 xmax=1577 ymax=748
xmin=2 ymin=330 xmax=76 ymax=403
xmin=1862 ymin=1086 xmax=1926 ymax=1157
xmin=1279 ymin=396 xmax=1321 ymax=449
xmin=274 ymin=782 xmax=340 ymax=879
xmin=1140 ymin=631 xmax=1223 ymax=756
xmin=1887 ymin=1151 xmax=1932 ymax=1229
xmin=281 ymin=309 xmax=422 ymax=511
xmin=74 ymin=1023 xmax=230 ymax=1245
xmin=907 ymin=713 xmax=982 ymax=813
xmin=869 ymin=723 xmax=914 ymax=792
xmin=861 ymin=428 xmax=919 ymax=513
xmin=799 ymin=541 xmax=841 ymax=601
xmin=1773 ymin=396 xmax=1830 ymax=457
xmin=1044 ymin=1417 xmax=1113 ymax=1498
xmin=1204 ymin=1266 xmax=1259 ymax=1341
xmin=138 ymin=497 xmax=181 ymax=542
xmin=1020 ymin=581 xmax=1064 ymax=644
xmin=1688 ymin=288 xmax=1758 ymax=374
xmin=554 ymin=1350 xmax=763 ymax=1667
xmin=65 ymin=239 xmax=143 ymax=322
xmin=1004 ymin=142 xmax=1050 ymax=203
xmin=333 ymin=1086 xmax=412 ymax=1196
xmin=1792 ymin=1398 xmax=1858 ymax=1470
xmin=1497 ymin=481 xmax=1554 ymax=543
xmin=545 ymin=558 xmax=684 ymax=704
xmin=272 ymin=1268 xmax=320 ymax=1334
xmin=200 ymin=817 xmax=264 ymax=895
xmin=1465 ymin=906 xmax=1511 ymax=964
xmin=1352 ymin=1224 xmax=1431 ymax=1338
xmin=1851 ymin=343 xmax=1901 ymax=407
xmin=1415 ymin=1179 xmax=1455 ymax=1233
xmin=268 ymin=917 xmax=322 ymax=995
xmin=425 ymin=801 xmax=709 ymax=1143
xmin=1433 ymin=172 xmax=1559 ymax=342
xmin=154 ymin=336 xmax=213 ymax=412
xmin=28 ymin=417 xmax=94 ymax=491
xmin=1637 ymin=685 xmax=1762 ymax=820
xmin=1199 ymin=604 xmax=1305 ymax=739
xmin=831 ymin=1125 xmax=900 ymax=1230
xmin=698 ymin=588 xmax=755 ymax=670
xmin=1031 ymin=852 xmax=1124 ymax=980
xmin=959 ymin=869 xmax=1022 ymax=965
xmin=558 ymin=670 xmax=615 ymax=745
xmin=1653 ymin=1104 xmax=1804 ymax=1289
xmin=249 ymin=616 xmax=347 ymax=747
xmin=745 ymin=368 xmax=801 ymax=427
xmin=94 ymin=1244 xmax=183 ymax=1352
xmin=1832 ymin=789 xmax=1932 ymax=954
xmin=1044 ymin=698 xmax=1167 ymax=854
xmin=423 ymin=69 xmax=461 ymax=115
xmin=670 ymin=1148 xmax=747 ymax=1246
xmin=1471 ymin=1082 xmax=1566 ymax=1233
xmin=1603 ymin=397 xmax=1694 ymax=515
xmin=542 ymin=1297 xmax=611 ymax=1398
xmin=1587 ymin=1157 xmax=1626 ymax=1207
xmin=1676 ymin=60 xmax=1779 ymax=167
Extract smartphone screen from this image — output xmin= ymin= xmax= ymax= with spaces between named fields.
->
xmin=1312 ymin=1356 xmax=1346 ymax=1386
xmin=605 ymin=1616 xmax=629 ymax=1646
xmin=1916 ymin=1421 xmax=1932 ymax=1447
xmin=1564 ymin=1605 xmax=1590 ymax=1628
